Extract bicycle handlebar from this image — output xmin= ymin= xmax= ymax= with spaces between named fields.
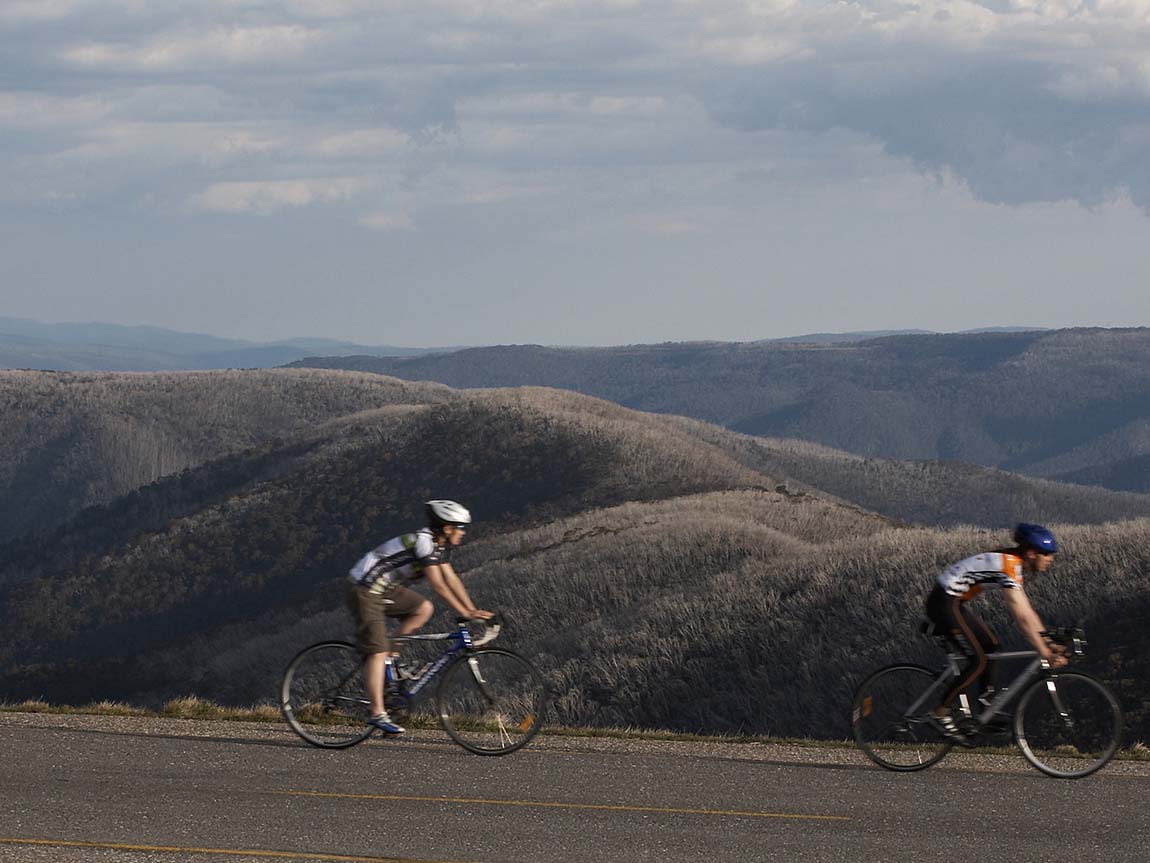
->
xmin=1041 ymin=626 xmax=1087 ymax=656
xmin=456 ymin=613 xmax=503 ymax=647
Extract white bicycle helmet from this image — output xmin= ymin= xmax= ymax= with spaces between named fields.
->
xmin=426 ymin=499 xmax=472 ymax=527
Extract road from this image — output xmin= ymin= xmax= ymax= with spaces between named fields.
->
xmin=1 ymin=712 xmax=1148 ymax=862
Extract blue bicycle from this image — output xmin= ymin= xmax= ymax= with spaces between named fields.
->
xmin=280 ymin=615 xmax=545 ymax=755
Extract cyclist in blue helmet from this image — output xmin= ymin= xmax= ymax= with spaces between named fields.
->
xmin=924 ymin=522 xmax=1068 ymax=741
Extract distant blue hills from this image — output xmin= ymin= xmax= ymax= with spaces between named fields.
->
xmin=763 ymin=326 xmax=1046 ymax=344
xmin=0 ymin=316 xmax=1048 ymax=371
xmin=0 ymin=316 xmax=451 ymax=372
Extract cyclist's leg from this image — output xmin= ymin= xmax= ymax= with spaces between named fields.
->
xmin=383 ymin=586 xmax=433 ymax=688
xmin=386 ymin=585 xmax=433 ymax=638
xmin=347 ymin=582 xmax=392 ymax=717
xmin=939 ymin=598 xmax=989 ymax=714
xmin=964 ymin=610 xmax=1000 ymax=698
xmin=925 ymin=587 xmax=987 ymax=717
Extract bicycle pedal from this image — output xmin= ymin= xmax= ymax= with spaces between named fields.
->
xmin=953 ymin=721 xmax=981 ymax=743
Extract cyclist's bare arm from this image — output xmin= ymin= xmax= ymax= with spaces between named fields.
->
xmin=1003 ymin=589 xmax=1068 ymax=667
xmin=442 ymin=562 xmax=493 ymax=618
xmin=424 ymin=563 xmax=492 ymax=619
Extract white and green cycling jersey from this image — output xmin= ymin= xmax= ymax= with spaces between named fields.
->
xmin=349 ymin=528 xmax=450 ymax=593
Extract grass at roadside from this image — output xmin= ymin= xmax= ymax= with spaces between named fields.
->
xmin=0 ymin=697 xmax=281 ymax=723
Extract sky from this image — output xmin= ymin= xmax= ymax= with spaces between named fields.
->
xmin=2 ymin=0 xmax=1149 ymax=347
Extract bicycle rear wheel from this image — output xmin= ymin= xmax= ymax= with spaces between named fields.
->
xmin=851 ymin=664 xmax=954 ymax=771
xmin=281 ymin=641 xmax=374 ymax=749
xmin=1014 ymin=672 xmax=1122 ymax=778
xmin=435 ymin=649 xmax=545 ymax=755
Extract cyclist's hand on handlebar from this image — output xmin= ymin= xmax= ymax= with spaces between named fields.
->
xmin=1047 ymin=653 xmax=1069 ymax=669
xmin=466 ymin=608 xmax=495 ymax=620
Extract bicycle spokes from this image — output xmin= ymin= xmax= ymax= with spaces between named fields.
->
xmin=281 ymin=642 xmax=374 ymax=749
xmin=436 ymin=649 xmax=546 ymax=756
xmin=851 ymin=665 xmax=954 ymax=771
xmin=1015 ymin=672 xmax=1122 ymax=779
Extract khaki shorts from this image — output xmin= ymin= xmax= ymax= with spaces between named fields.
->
xmin=346 ymin=581 xmax=427 ymax=655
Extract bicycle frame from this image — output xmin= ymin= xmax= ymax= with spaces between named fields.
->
xmin=281 ymin=611 xmax=543 ymax=755
xmin=853 ymin=626 xmax=1119 ymax=778
xmin=388 ymin=626 xmax=474 ymax=700
xmin=924 ymin=646 xmax=1049 ymax=729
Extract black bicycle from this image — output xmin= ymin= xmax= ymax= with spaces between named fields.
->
xmin=851 ymin=627 xmax=1122 ymax=778
xmin=280 ymin=615 xmax=546 ymax=755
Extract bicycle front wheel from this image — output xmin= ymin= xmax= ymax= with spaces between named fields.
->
xmin=1014 ymin=672 xmax=1122 ymax=779
xmin=851 ymin=664 xmax=954 ymax=771
xmin=281 ymin=641 xmax=374 ymax=749
xmin=435 ymin=649 xmax=546 ymax=756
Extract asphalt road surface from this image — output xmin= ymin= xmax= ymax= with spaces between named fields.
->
xmin=2 ymin=712 xmax=1148 ymax=863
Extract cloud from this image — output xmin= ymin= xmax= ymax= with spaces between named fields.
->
xmin=696 ymin=0 xmax=1150 ymax=207
xmin=5 ymin=0 xmax=1150 ymax=219
xmin=61 ymin=25 xmax=324 ymax=71
xmin=359 ymin=210 xmax=415 ymax=231
xmin=71 ymin=122 xmax=282 ymax=163
xmin=0 ymin=91 xmax=110 ymax=129
xmin=191 ymin=177 xmax=373 ymax=214
xmin=633 ymin=208 xmax=723 ymax=235
xmin=0 ymin=0 xmax=85 ymax=25
xmin=312 ymin=129 xmax=410 ymax=158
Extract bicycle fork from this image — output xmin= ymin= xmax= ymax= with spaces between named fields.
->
xmin=1044 ymin=678 xmax=1074 ymax=730
xmin=467 ymin=657 xmax=498 ymax=707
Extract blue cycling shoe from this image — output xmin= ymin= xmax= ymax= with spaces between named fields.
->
xmin=367 ymin=713 xmax=406 ymax=735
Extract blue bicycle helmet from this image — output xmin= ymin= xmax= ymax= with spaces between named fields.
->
xmin=1013 ymin=522 xmax=1058 ymax=554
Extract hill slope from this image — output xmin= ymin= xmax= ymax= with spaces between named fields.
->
xmin=2 ymin=375 xmax=1149 ymax=742
xmin=292 ymin=327 xmax=1150 ymax=490
xmin=7 ymin=369 xmax=1150 ymax=549
xmin=0 ymin=369 xmax=454 ymax=542
xmin=662 ymin=417 xmax=1150 ymax=527
xmin=0 ymin=385 xmax=787 ymax=698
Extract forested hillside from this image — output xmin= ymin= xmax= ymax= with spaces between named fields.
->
xmin=661 ymin=417 xmax=1150 ymax=527
xmin=451 ymin=502 xmax=1150 ymax=740
xmin=0 ymin=369 xmax=454 ymax=541
xmin=2 ymin=370 xmax=1148 ymax=744
xmin=293 ymin=327 xmax=1150 ymax=492
xmin=7 ymin=369 xmax=1150 ymax=551
xmin=0 ymin=386 xmax=782 ymax=701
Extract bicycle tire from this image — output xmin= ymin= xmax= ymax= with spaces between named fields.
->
xmin=851 ymin=664 xmax=954 ymax=771
xmin=280 ymin=641 xmax=374 ymax=749
xmin=1014 ymin=671 xmax=1122 ymax=779
xmin=435 ymin=648 xmax=546 ymax=756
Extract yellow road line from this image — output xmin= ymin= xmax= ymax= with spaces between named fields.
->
xmin=274 ymin=790 xmax=851 ymax=822
xmin=0 ymin=837 xmax=470 ymax=863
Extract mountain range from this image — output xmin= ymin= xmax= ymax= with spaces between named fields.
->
xmin=0 ymin=315 xmax=1047 ymax=372
xmin=0 ymin=316 xmax=447 ymax=372
xmin=292 ymin=327 xmax=1150 ymax=493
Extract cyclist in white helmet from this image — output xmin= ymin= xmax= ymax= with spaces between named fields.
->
xmin=346 ymin=499 xmax=493 ymax=735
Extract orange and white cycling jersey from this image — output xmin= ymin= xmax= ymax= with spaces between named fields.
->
xmin=937 ymin=552 xmax=1024 ymax=601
